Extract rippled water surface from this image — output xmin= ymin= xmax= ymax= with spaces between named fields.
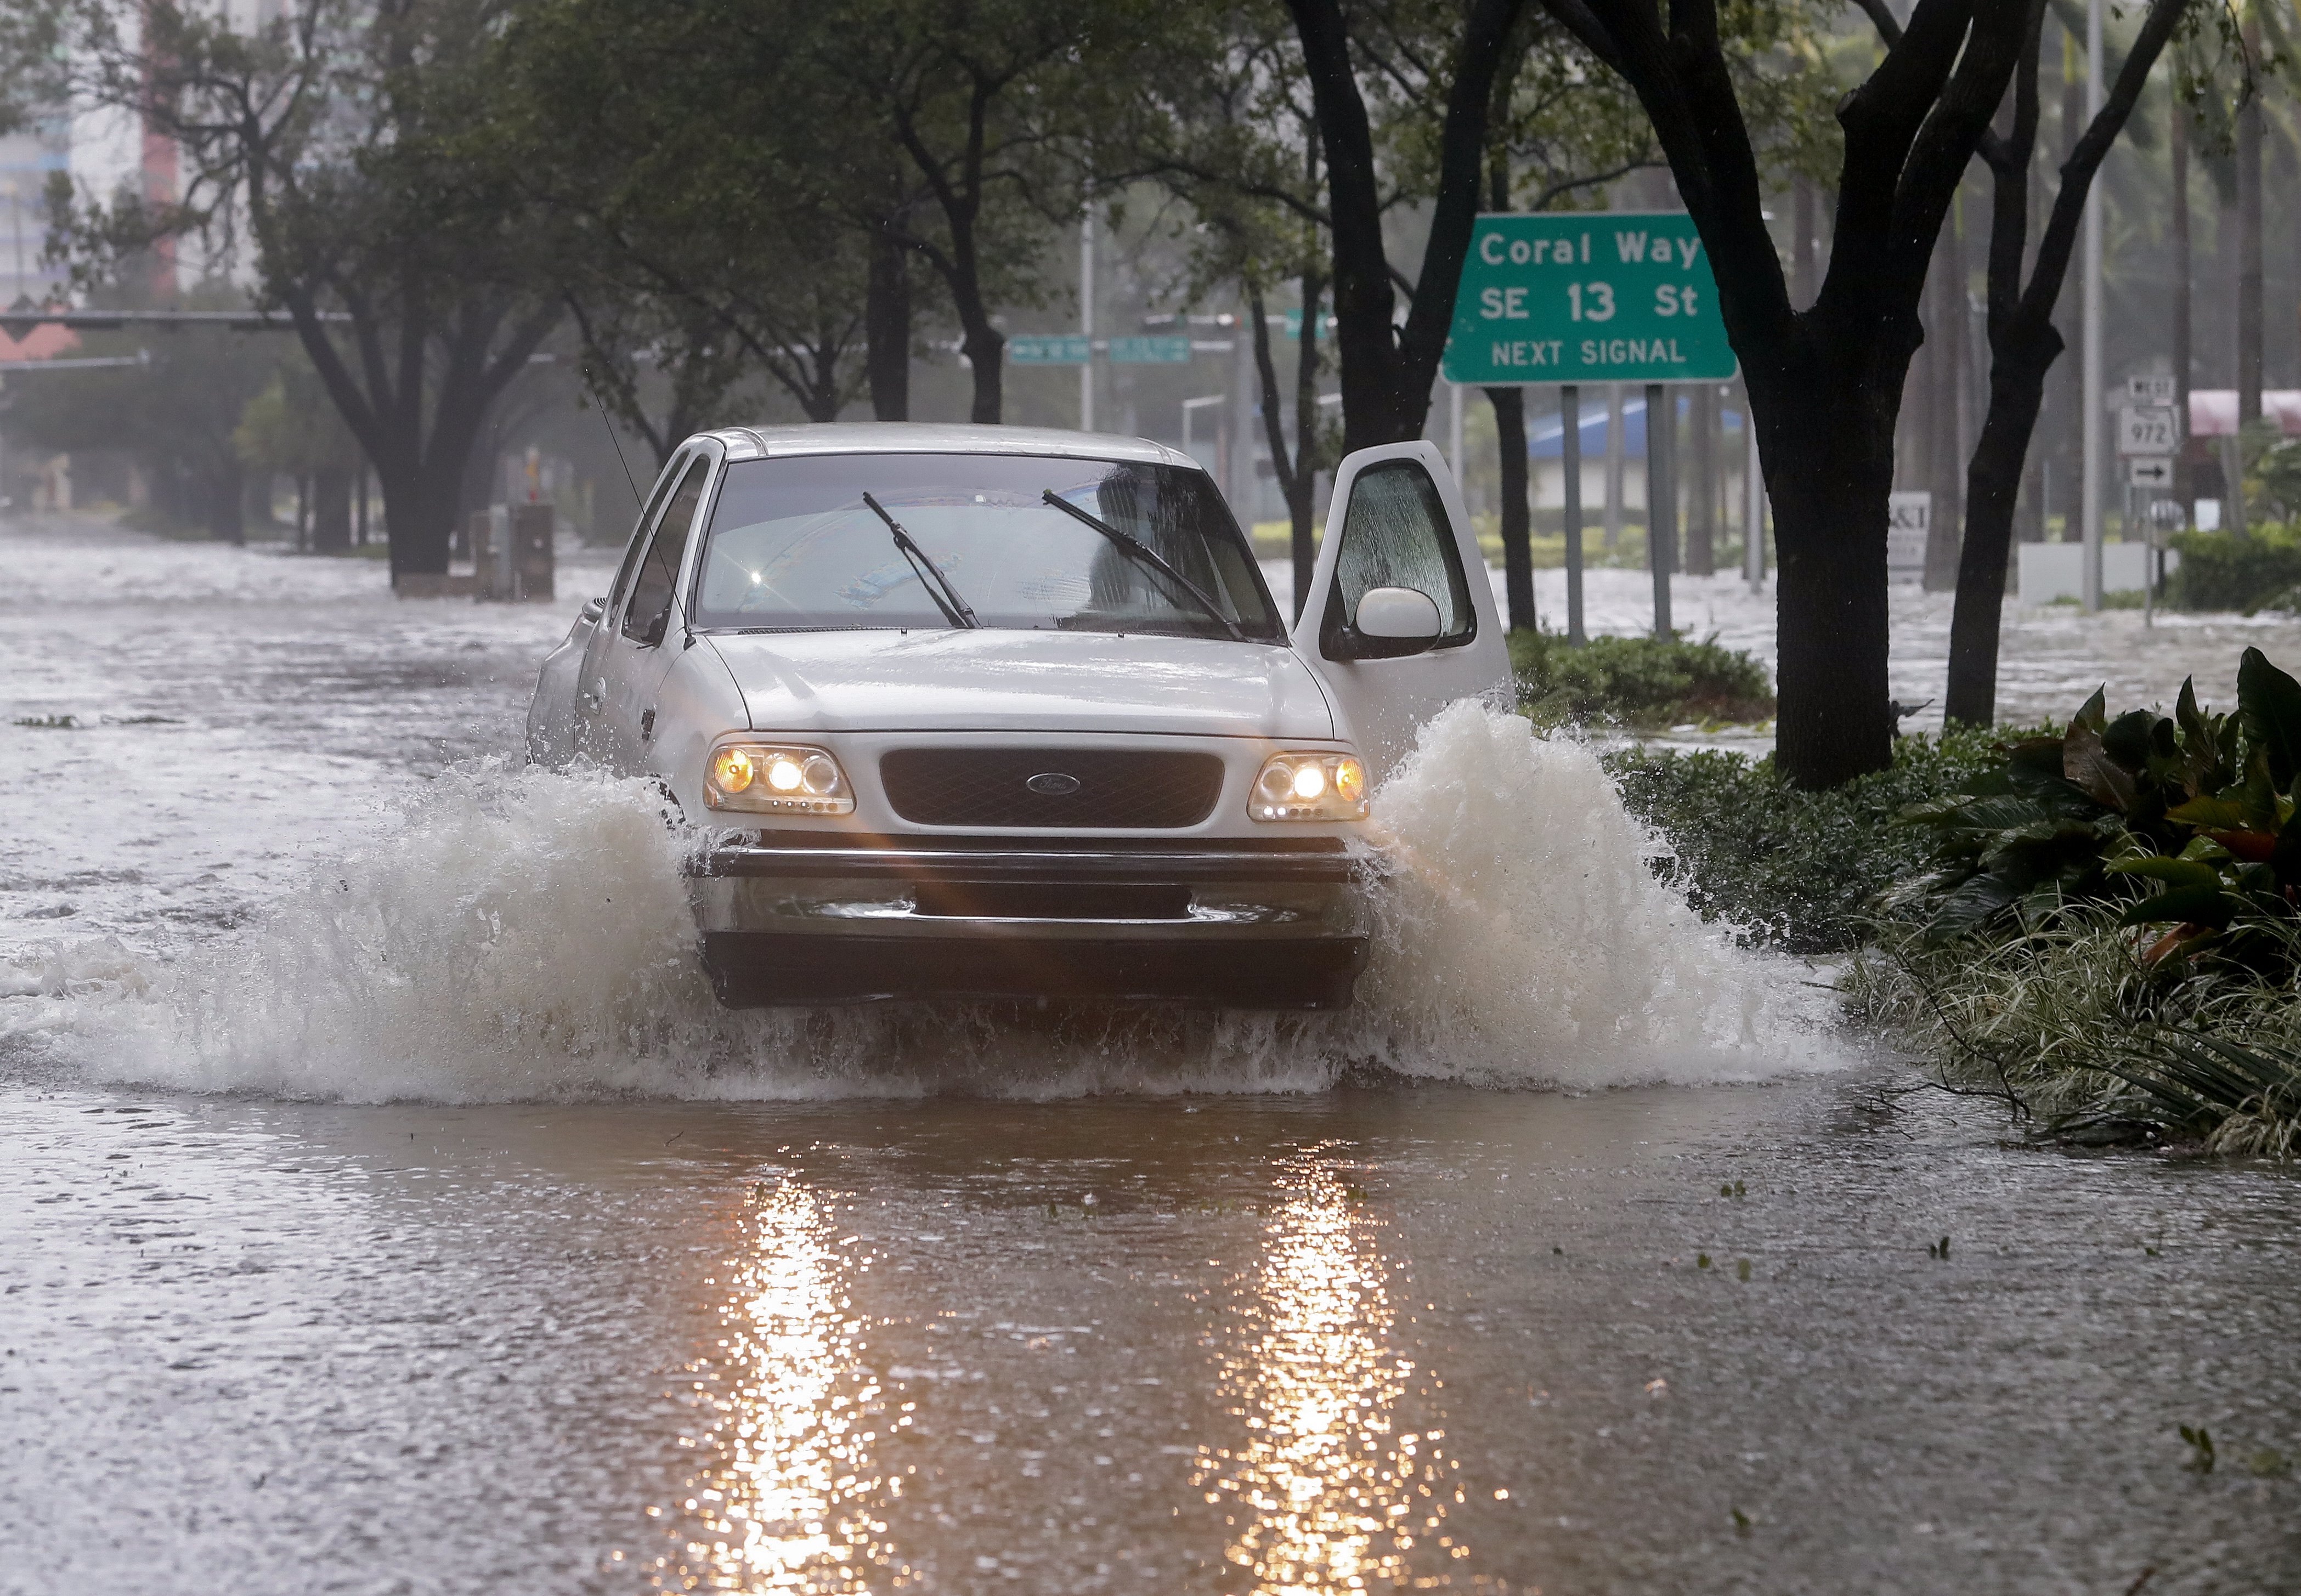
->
xmin=4 ymin=513 xmax=2298 ymax=1594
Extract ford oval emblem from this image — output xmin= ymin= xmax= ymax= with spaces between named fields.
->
xmin=1026 ymin=771 xmax=1082 ymax=796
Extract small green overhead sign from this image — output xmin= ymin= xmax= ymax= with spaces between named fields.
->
xmin=1010 ymin=335 xmax=1090 ymax=365
xmin=1109 ymin=335 xmax=1191 ymax=365
xmin=1443 ymin=211 xmax=1737 ymax=387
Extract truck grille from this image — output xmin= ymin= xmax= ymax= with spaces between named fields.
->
xmin=879 ymin=748 xmax=1225 ymax=829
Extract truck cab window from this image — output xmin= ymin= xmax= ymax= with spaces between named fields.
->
xmin=622 ymin=457 xmax=710 ymax=643
xmin=1331 ymin=459 xmax=1474 ymax=644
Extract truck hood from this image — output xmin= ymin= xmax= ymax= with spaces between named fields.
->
xmin=705 ymin=628 xmax=1337 ymax=739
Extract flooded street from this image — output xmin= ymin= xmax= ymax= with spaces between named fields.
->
xmin=5 ymin=513 xmax=2299 ymax=1594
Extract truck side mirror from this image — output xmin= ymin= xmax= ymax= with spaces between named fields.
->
xmin=1341 ymin=586 xmax=1443 ymax=659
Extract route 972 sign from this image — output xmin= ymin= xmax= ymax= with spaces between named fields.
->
xmin=1443 ymin=212 xmax=1738 ymax=386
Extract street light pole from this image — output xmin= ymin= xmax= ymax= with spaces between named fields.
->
xmin=1079 ymin=211 xmax=1094 ymax=433
xmin=2081 ymin=0 xmax=2105 ymax=612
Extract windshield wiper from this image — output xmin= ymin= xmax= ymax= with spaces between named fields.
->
xmin=1039 ymin=490 xmax=1244 ymax=641
xmin=861 ymin=491 xmax=978 ymax=628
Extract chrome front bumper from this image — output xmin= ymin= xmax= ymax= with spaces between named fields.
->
xmin=686 ymin=834 xmax=1371 ymax=1008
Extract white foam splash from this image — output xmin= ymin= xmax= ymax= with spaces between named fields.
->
xmin=1352 ymin=701 xmax=1838 ymax=1086
xmin=9 ymin=708 xmax=1844 ymax=1102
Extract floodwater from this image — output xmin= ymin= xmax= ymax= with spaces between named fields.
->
xmin=4 ymin=512 xmax=2299 ymax=1595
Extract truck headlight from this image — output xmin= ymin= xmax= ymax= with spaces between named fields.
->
xmin=1250 ymin=751 xmax=1368 ymax=821
xmin=705 ymin=740 xmax=853 ymax=814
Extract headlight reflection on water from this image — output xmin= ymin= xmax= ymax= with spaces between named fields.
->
xmin=649 ymin=1181 xmax=890 ymax=1594
xmin=1195 ymin=1156 xmax=1474 ymax=1593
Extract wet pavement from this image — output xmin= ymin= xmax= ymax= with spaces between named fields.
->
xmin=3 ymin=512 xmax=2298 ymax=1594
xmin=7 ymin=1082 xmax=2296 ymax=1594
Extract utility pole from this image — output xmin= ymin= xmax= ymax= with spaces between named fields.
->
xmin=1230 ymin=315 xmax=1256 ymax=513
xmin=2080 ymin=0 xmax=2104 ymax=612
xmin=1079 ymin=211 xmax=1094 ymax=433
xmin=2172 ymin=92 xmax=2193 ymax=527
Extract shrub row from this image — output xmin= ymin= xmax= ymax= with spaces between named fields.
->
xmin=1604 ymin=729 xmax=2007 ymax=954
xmin=1511 ymin=628 xmax=1774 ymax=729
xmin=2166 ymin=524 xmax=2301 ymax=613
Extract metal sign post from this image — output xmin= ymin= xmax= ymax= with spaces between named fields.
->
xmin=2117 ymin=381 xmax=2179 ymax=620
xmin=1561 ymin=384 xmax=1585 ymax=643
xmin=1444 ymin=212 xmax=1736 ymax=642
xmin=1647 ymin=382 xmax=1674 ymax=637
xmin=1743 ymin=393 xmax=1766 ymax=587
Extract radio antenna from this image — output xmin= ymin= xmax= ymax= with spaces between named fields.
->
xmin=580 ymin=363 xmax=643 ymax=507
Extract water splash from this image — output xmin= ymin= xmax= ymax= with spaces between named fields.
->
xmin=9 ymin=707 xmax=1843 ymax=1102
xmin=1353 ymin=700 xmax=1835 ymax=1087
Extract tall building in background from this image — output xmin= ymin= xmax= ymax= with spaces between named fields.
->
xmin=38 ymin=0 xmax=283 ymax=306
xmin=0 ymin=111 xmax=70 ymax=307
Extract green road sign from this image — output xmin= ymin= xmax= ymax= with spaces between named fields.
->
xmin=1443 ymin=211 xmax=1737 ymax=386
xmin=1010 ymin=334 xmax=1090 ymax=365
xmin=1109 ymin=335 xmax=1192 ymax=364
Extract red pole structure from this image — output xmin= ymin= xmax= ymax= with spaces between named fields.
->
xmin=139 ymin=2 xmax=179 ymax=299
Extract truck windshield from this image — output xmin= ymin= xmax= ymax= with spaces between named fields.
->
xmin=690 ymin=452 xmax=1285 ymax=642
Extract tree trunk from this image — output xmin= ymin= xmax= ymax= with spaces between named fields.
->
xmin=1529 ymin=0 xmax=2038 ymax=785
xmin=1248 ymin=282 xmax=1328 ymax=622
xmin=369 ymin=457 xmax=463 ymax=579
xmin=1286 ymin=0 xmax=1528 ymax=449
xmin=1791 ymin=176 xmax=1818 ymax=308
xmin=1941 ymin=0 xmax=2186 ymax=726
xmin=1486 ymin=388 xmax=1536 ymax=626
xmin=880 ymin=88 xmax=992 ymax=423
xmin=1762 ymin=379 xmax=1899 ymax=783
xmin=956 ymin=311 xmax=1004 ymax=425
xmin=1292 ymin=274 xmax=1327 ymax=615
xmin=2056 ymin=23 xmax=2084 ymax=539
xmin=282 ymin=281 xmax=557 ymax=582
xmin=867 ymin=233 xmax=912 ymax=422
xmin=1925 ymin=197 xmax=1968 ymax=591
xmin=313 ymin=467 xmax=353 ymax=553
xmin=211 ymin=461 xmax=245 ymax=545
xmin=1684 ymin=383 xmax=1716 ymax=576
xmin=1945 ymin=339 xmax=2056 ymax=725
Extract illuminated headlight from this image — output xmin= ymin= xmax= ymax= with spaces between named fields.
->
xmin=1250 ymin=751 xmax=1368 ymax=821
xmin=705 ymin=739 xmax=853 ymax=814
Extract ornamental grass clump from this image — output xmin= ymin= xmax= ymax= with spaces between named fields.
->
xmin=1886 ymin=648 xmax=2301 ymax=968
xmin=1865 ymin=647 xmax=2301 ymax=1156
